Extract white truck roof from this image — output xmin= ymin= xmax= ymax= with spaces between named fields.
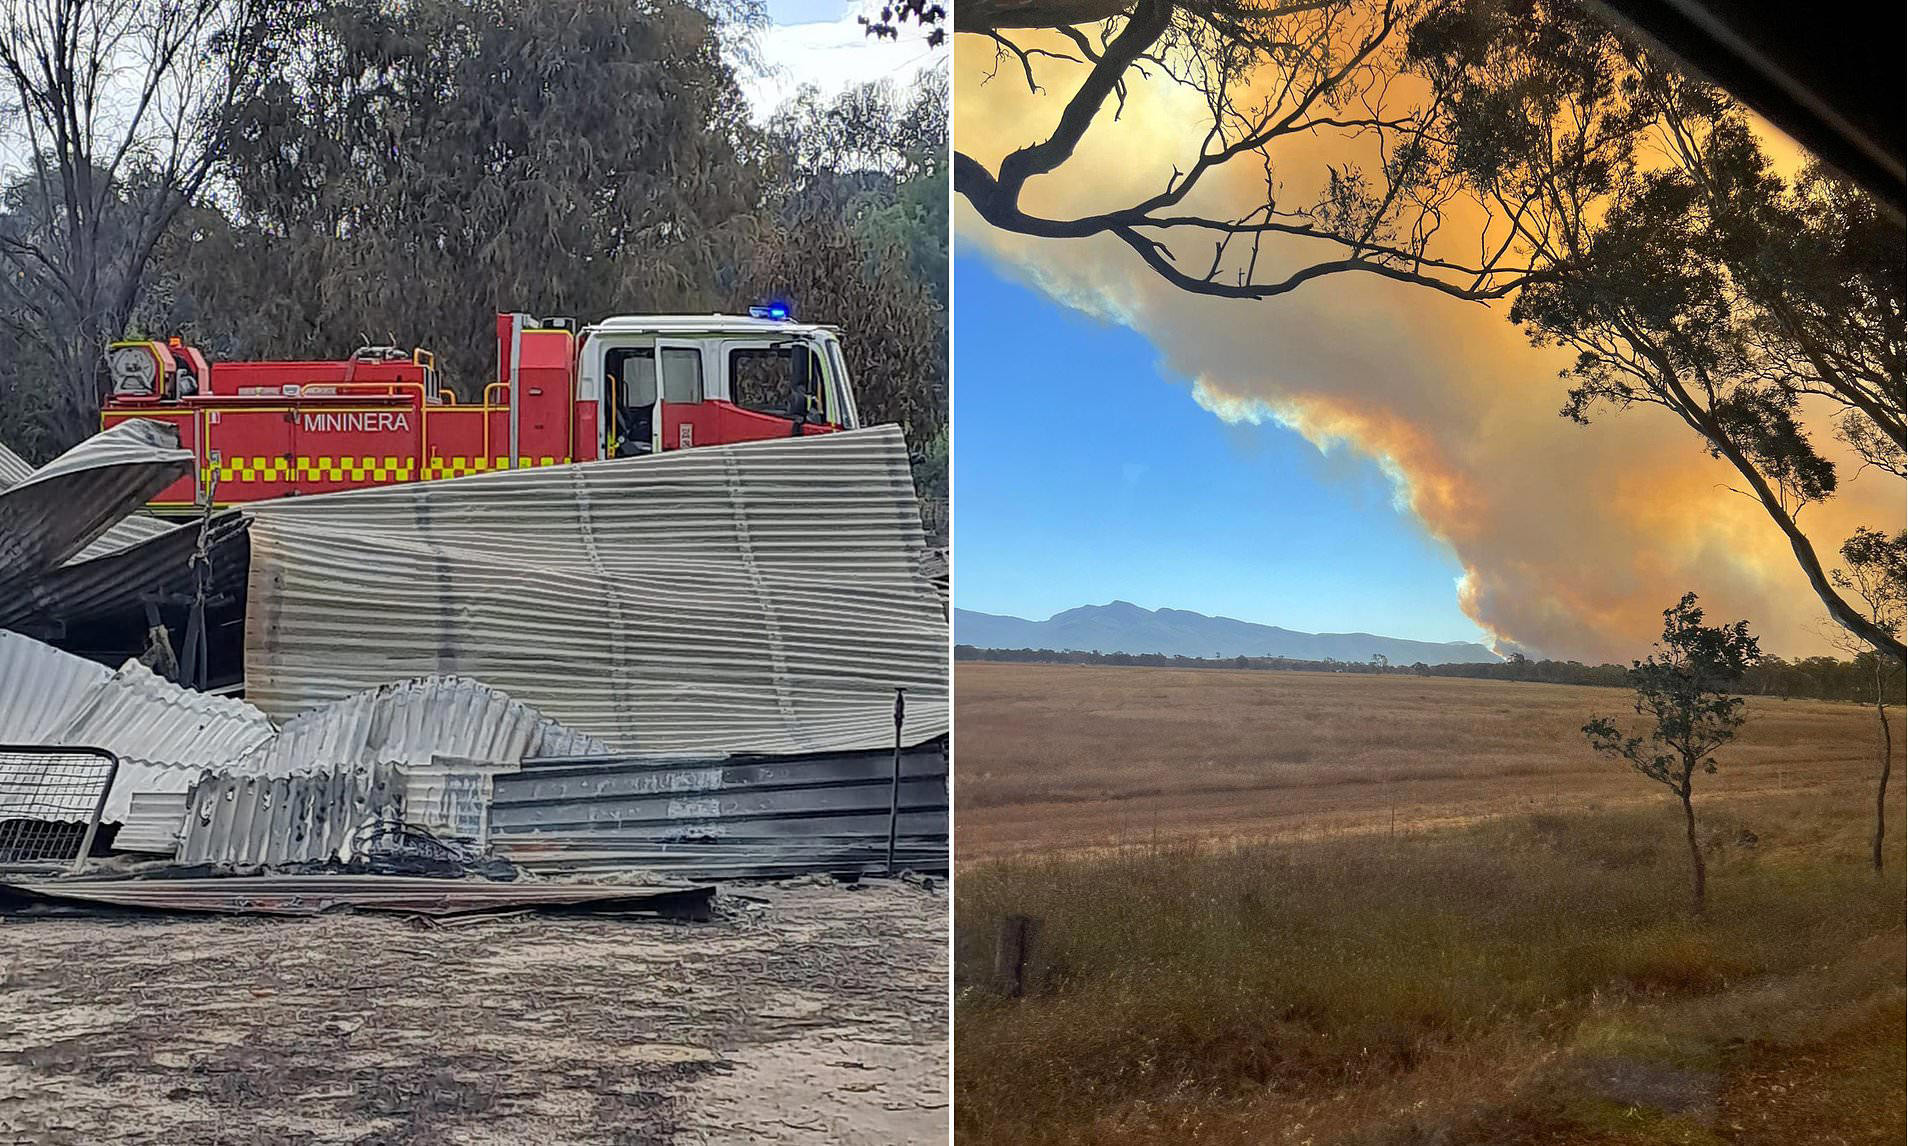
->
xmin=584 ymin=314 xmax=842 ymax=338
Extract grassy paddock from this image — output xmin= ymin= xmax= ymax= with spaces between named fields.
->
xmin=954 ymin=664 xmax=1892 ymax=814
xmin=954 ymin=664 xmax=1899 ymax=862
xmin=954 ymin=796 xmax=1905 ymax=1143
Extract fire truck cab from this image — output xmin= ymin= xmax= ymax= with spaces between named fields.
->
xmin=101 ymin=309 xmax=860 ymax=512
xmin=579 ymin=313 xmax=860 ymax=459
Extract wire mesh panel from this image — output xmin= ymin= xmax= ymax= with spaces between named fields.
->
xmin=0 ymin=745 xmax=119 ymax=870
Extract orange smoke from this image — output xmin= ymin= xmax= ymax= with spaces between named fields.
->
xmin=954 ymin=32 xmax=1902 ymax=660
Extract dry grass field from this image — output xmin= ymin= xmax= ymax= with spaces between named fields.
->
xmin=956 ymin=663 xmax=1898 ymax=860
xmin=953 ymin=663 xmax=1905 ymax=1144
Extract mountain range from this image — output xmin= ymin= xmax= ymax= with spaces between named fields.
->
xmin=954 ymin=601 xmax=1500 ymax=665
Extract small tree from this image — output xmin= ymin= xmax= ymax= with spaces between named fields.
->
xmin=1829 ymin=528 xmax=1906 ymax=871
xmin=1584 ymin=593 xmax=1761 ymax=912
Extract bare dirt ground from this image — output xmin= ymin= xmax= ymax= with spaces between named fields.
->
xmin=956 ymin=663 xmax=1899 ymax=861
xmin=0 ymin=880 xmax=948 ymax=1145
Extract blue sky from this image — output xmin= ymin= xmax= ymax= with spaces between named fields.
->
xmin=953 ymin=253 xmax=1492 ymax=645
xmin=765 ymin=0 xmax=848 ymax=21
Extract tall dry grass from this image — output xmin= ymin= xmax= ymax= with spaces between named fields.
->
xmin=956 ymin=801 xmax=1904 ymax=1142
xmin=953 ymin=667 xmax=1905 ymax=1143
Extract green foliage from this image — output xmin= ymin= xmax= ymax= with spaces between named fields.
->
xmin=733 ymin=205 xmax=945 ymax=456
xmin=745 ymin=75 xmax=949 ymax=496
xmin=861 ymin=0 xmax=944 ymax=47
xmin=176 ymin=0 xmax=764 ymax=393
xmin=0 ymin=0 xmax=949 ymax=480
xmin=765 ymin=74 xmax=948 ymax=302
xmin=1583 ymin=594 xmax=1760 ymax=797
xmin=1832 ymin=529 xmax=1907 ymax=650
xmin=1584 ymin=593 xmax=1760 ymax=910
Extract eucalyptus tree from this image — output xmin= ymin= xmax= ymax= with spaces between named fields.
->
xmin=954 ymin=0 xmax=1535 ymax=304
xmin=188 ymin=0 xmax=768 ymax=392
xmin=1584 ymin=593 xmax=1761 ymax=913
xmin=1410 ymin=0 xmax=1904 ymax=660
xmin=1828 ymin=529 xmax=1906 ymax=870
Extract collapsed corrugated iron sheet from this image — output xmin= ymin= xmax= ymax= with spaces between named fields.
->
xmin=164 ymin=735 xmax=950 ymax=879
xmin=242 ymin=426 xmax=949 ymax=754
xmin=0 ymin=630 xmax=275 ymax=819
xmin=5 ymin=624 xmax=949 ymax=879
xmin=0 ymin=439 xmax=35 ymax=487
xmin=488 ymin=739 xmax=950 ymax=878
xmin=0 ymin=511 xmax=249 ymax=637
xmin=57 ymin=660 xmax=278 ymax=777
xmin=4 ymin=425 xmax=951 ymax=881
xmin=0 ymin=426 xmax=244 ymax=639
xmin=0 ymin=420 xmax=193 ymax=587
xmin=0 ymin=630 xmax=114 ymax=742
xmin=236 ymin=675 xmax=611 ymax=775
xmin=161 ymin=680 xmax=616 ymax=866
xmin=69 ymin=507 xmax=182 ymax=564
xmin=0 ymin=632 xmax=611 ymax=828
xmin=0 ymin=873 xmax=715 ymax=918
xmin=116 ymin=791 xmax=190 ymax=853
xmin=177 ymin=764 xmax=404 ymax=867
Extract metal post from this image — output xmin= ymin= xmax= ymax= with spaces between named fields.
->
xmin=70 ymin=752 xmax=119 ymax=874
xmin=508 ymin=313 xmax=524 ymax=469
xmin=886 ymin=687 xmax=907 ymax=876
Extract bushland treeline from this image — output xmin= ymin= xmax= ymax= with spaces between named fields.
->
xmin=0 ymin=0 xmax=947 ymax=508
xmin=955 ymin=644 xmax=1902 ymax=704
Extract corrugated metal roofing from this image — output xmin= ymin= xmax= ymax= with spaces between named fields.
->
xmin=0 ymin=630 xmax=113 ymax=742
xmin=0 ymin=439 xmax=36 ymax=487
xmin=177 ymin=764 xmax=404 ymax=867
xmin=69 ymin=509 xmax=183 ymax=563
xmin=0 ymin=630 xmax=277 ymax=820
xmin=0 ymin=873 xmax=715 ymax=917
xmin=242 ymin=426 xmax=949 ymax=754
xmin=56 ymin=660 xmax=279 ymax=775
xmin=0 ymin=419 xmax=193 ymax=586
xmin=0 ymin=512 xmax=249 ymax=636
xmin=232 ymin=675 xmax=612 ymax=774
xmin=0 ymin=631 xmax=622 ymax=830
xmin=489 ymin=739 xmax=950 ymax=877
xmin=0 ymin=426 xmax=236 ymax=637
xmin=116 ymin=791 xmax=190 ymax=853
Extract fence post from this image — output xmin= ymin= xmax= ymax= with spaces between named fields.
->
xmin=995 ymin=913 xmax=1036 ymax=998
xmin=886 ymin=687 xmax=907 ymax=876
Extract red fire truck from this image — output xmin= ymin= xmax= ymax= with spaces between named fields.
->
xmin=102 ymin=309 xmax=861 ymax=512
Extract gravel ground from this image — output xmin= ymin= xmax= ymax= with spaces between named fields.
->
xmin=0 ymin=879 xmax=948 ymax=1145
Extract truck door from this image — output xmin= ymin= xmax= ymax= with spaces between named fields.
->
xmin=601 ymin=345 xmax=659 ymax=457
xmin=720 ymin=338 xmax=837 ymax=442
xmin=654 ymin=340 xmax=708 ymax=452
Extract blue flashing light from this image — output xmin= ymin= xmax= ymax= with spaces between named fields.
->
xmin=749 ymin=301 xmax=792 ymax=321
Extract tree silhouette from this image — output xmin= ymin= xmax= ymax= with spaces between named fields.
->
xmin=1584 ymin=593 xmax=1760 ymax=912
xmin=1828 ymin=528 xmax=1906 ymax=871
xmin=954 ymin=0 xmax=1535 ymax=304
